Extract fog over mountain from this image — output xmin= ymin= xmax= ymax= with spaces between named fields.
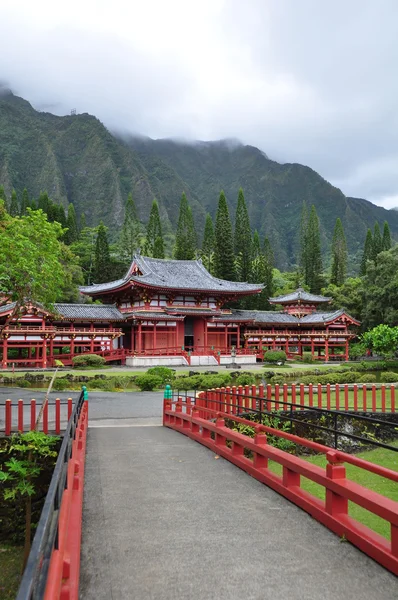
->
xmin=1 ymin=1 xmax=398 ymax=207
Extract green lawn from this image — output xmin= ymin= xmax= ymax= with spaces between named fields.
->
xmin=268 ymin=442 xmax=398 ymax=539
xmin=0 ymin=545 xmax=23 ymax=599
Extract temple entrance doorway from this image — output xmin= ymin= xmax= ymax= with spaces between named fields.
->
xmin=184 ymin=317 xmax=194 ymax=351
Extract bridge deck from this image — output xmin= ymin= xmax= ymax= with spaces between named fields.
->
xmin=80 ymin=425 xmax=397 ymax=600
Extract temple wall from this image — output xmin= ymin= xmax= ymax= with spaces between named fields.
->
xmin=126 ymin=356 xmax=189 ymax=367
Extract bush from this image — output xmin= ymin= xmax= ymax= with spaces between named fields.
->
xmin=357 ymin=374 xmax=377 ymax=383
xmin=135 ymin=374 xmax=162 ymax=391
xmin=235 ymin=373 xmax=256 ymax=387
xmin=53 ymin=379 xmax=70 ymax=391
xmin=380 ymin=371 xmax=398 ymax=383
xmin=72 ymin=354 xmax=106 ymax=368
xmin=300 ymin=352 xmax=315 ymax=364
xmin=146 ymin=366 xmax=174 ymax=383
xmin=269 ymin=375 xmax=285 ymax=385
xmin=263 ymin=350 xmax=286 ymax=364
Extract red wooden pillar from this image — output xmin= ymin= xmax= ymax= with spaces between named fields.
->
xmin=42 ymin=337 xmax=47 ymax=368
xmin=2 ymin=337 xmax=8 ymax=369
xmin=153 ymin=322 xmax=157 ymax=352
xmin=324 ymin=338 xmax=329 ymax=361
xmin=49 ymin=337 xmax=54 ymax=367
xmin=204 ymin=320 xmax=208 ymax=351
xmin=345 ymin=339 xmax=349 ymax=361
xmin=236 ymin=325 xmax=240 ymax=349
xmin=224 ymin=325 xmax=228 ymax=352
xmin=138 ymin=322 xmax=142 ymax=354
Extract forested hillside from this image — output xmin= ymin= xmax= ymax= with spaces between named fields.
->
xmin=1 ymin=89 xmax=398 ymax=269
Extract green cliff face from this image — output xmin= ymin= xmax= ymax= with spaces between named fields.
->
xmin=1 ymin=90 xmax=397 ymax=269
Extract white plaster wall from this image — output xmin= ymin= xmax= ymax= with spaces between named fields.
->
xmin=189 ymin=356 xmax=219 ymax=366
xmin=126 ymin=356 xmax=188 ymax=367
xmin=220 ymin=355 xmax=257 ymax=365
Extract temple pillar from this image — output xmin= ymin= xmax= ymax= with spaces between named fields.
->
xmin=42 ymin=338 xmax=47 ymax=368
xmin=153 ymin=322 xmax=157 ymax=351
xmin=224 ymin=325 xmax=228 ymax=352
xmin=204 ymin=320 xmax=208 ymax=351
xmin=131 ymin=327 xmax=134 ymax=351
xmin=70 ymin=336 xmax=75 ymax=357
xmin=345 ymin=339 xmax=349 ymax=361
xmin=2 ymin=337 xmax=7 ymax=369
xmin=325 ymin=339 xmax=329 ymax=361
xmin=237 ymin=325 xmax=240 ymax=349
xmin=138 ymin=322 xmax=142 ymax=353
xmin=90 ymin=334 xmax=95 ymax=353
xmin=311 ymin=338 xmax=315 ymax=359
xmin=49 ymin=337 xmax=54 ymax=366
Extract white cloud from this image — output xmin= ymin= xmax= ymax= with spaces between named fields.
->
xmin=0 ymin=0 xmax=398 ymax=207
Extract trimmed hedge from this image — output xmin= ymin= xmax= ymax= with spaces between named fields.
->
xmin=135 ymin=374 xmax=163 ymax=391
xmin=263 ymin=350 xmax=286 ymax=364
xmin=380 ymin=371 xmax=398 ymax=383
xmin=72 ymin=354 xmax=106 ymax=368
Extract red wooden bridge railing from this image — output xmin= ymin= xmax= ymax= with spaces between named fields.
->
xmin=163 ymin=392 xmax=398 ymax=576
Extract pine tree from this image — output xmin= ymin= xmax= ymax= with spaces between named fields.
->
xmin=30 ymin=198 xmax=37 ymax=211
xmin=0 ymin=186 xmax=8 ymax=211
xmin=304 ymin=205 xmax=323 ymax=293
xmin=93 ymin=222 xmax=112 ymax=283
xmin=234 ymin=188 xmax=252 ymax=281
xmin=65 ymin=203 xmax=79 ymax=244
xmin=214 ymin=191 xmax=235 ymax=280
xmin=174 ymin=192 xmax=197 ymax=260
xmin=248 ymin=231 xmax=265 ymax=309
xmin=263 ymin=236 xmax=274 ymax=303
xmin=79 ymin=213 xmax=86 ymax=233
xmin=382 ymin=221 xmax=392 ymax=251
xmin=9 ymin=190 xmax=19 ymax=216
xmin=360 ymin=229 xmax=373 ymax=276
xmin=119 ymin=193 xmax=140 ymax=264
xmin=20 ymin=188 xmax=30 ymax=215
xmin=38 ymin=192 xmax=50 ymax=214
xmin=373 ymin=222 xmax=382 ymax=260
xmin=201 ymin=213 xmax=215 ymax=272
xmin=299 ymin=201 xmax=309 ymax=284
xmin=56 ymin=204 xmax=67 ymax=228
xmin=330 ymin=218 xmax=347 ymax=286
xmin=144 ymin=199 xmax=165 ymax=258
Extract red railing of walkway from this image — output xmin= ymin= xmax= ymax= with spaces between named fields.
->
xmin=3 ymin=397 xmax=74 ymax=435
xmin=192 ymin=383 xmax=397 ymax=414
xmin=163 ymin=394 xmax=398 ymax=576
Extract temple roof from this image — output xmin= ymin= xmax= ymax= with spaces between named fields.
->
xmin=80 ymin=254 xmax=263 ymax=296
xmin=214 ymin=308 xmax=359 ymax=326
xmin=269 ymin=288 xmax=331 ymax=304
xmin=54 ymin=304 xmax=125 ymax=321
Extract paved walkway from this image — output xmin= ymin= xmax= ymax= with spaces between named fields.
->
xmin=80 ymin=423 xmax=397 ymax=599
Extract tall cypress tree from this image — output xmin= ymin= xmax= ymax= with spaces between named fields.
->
xmin=56 ymin=204 xmax=67 ymax=228
xmin=9 ymin=189 xmax=19 ymax=216
xmin=119 ymin=193 xmax=140 ymax=263
xmin=234 ymin=188 xmax=252 ymax=281
xmin=373 ymin=222 xmax=382 ymax=260
xmin=0 ymin=186 xmax=7 ymax=211
xmin=93 ymin=222 xmax=112 ymax=283
xmin=214 ymin=191 xmax=235 ymax=280
xmin=330 ymin=217 xmax=347 ymax=286
xmin=304 ymin=205 xmax=323 ymax=293
xmin=79 ymin=213 xmax=87 ymax=233
xmin=174 ymin=192 xmax=197 ymax=260
xmin=201 ymin=213 xmax=215 ymax=272
xmin=144 ymin=199 xmax=165 ymax=258
xmin=248 ymin=231 xmax=265 ymax=309
xmin=65 ymin=203 xmax=79 ymax=244
xmin=263 ymin=236 xmax=274 ymax=303
xmin=299 ymin=201 xmax=309 ymax=283
xmin=20 ymin=188 xmax=30 ymax=215
xmin=382 ymin=221 xmax=392 ymax=251
xmin=360 ymin=228 xmax=373 ymax=276
xmin=38 ymin=192 xmax=50 ymax=214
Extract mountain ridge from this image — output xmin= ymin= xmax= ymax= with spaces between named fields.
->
xmin=1 ymin=89 xmax=397 ymax=270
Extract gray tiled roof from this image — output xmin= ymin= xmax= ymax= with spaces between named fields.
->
xmin=123 ymin=311 xmax=184 ymax=321
xmin=0 ymin=302 xmax=17 ymax=315
xmin=269 ymin=288 xmax=331 ymax=304
xmin=54 ymin=304 xmax=125 ymax=321
xmin=214 ymin=308 xmax=359 ymax=326
xmin=80 ymin=254 xmax=263 ymax=295
xmin=214 ymin=310 xmax=299 ymax=323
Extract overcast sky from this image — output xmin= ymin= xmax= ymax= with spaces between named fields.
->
xmin=1 ymin=0 xmax=398 ymax=207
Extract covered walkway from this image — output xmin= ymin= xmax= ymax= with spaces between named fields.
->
xmin=80 ymin=423 xmax=397 ymax=600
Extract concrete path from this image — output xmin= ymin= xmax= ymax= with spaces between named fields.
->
xmin=80 ymin=395 xmax=397 ymax=600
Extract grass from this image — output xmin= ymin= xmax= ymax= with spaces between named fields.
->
xmin=268 ymin=442 xmax=398 ymax=539
xmin=0 ymin=545 xmax=23 ymax=599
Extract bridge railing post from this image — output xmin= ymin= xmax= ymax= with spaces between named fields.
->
xmin=163 ymin=385 xmax=172 ymax=426
xmin=325 ymin=451 xmax=348 ymax=517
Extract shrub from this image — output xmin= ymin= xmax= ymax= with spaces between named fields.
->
xmin=135 ymin=374 xmax=162 ymax=391
xmin=53 ymin=379 xmax=70 ymax=391
xmin=235 ymin=373 xmax=256 ymax=386
xmin=357 ymin=374 xmax=377 ymax=383
xmin=269 ymin=375 xmax=285 ymax=385
xmin=263 ymin=350 xmax=286 ymax=364
xmin=146 ymin=366 xmax=175 ymax=383
xmin=380 ymin=371 xmax=398 ymax=383
xmin=72 ymin=354 xmax=106 ymax=368
xmin=300 ymin=352 xmax=315 ymax=364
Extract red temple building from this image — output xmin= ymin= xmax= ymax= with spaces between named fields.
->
xmin=0 ymin=255 xmax=359 ymax=368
